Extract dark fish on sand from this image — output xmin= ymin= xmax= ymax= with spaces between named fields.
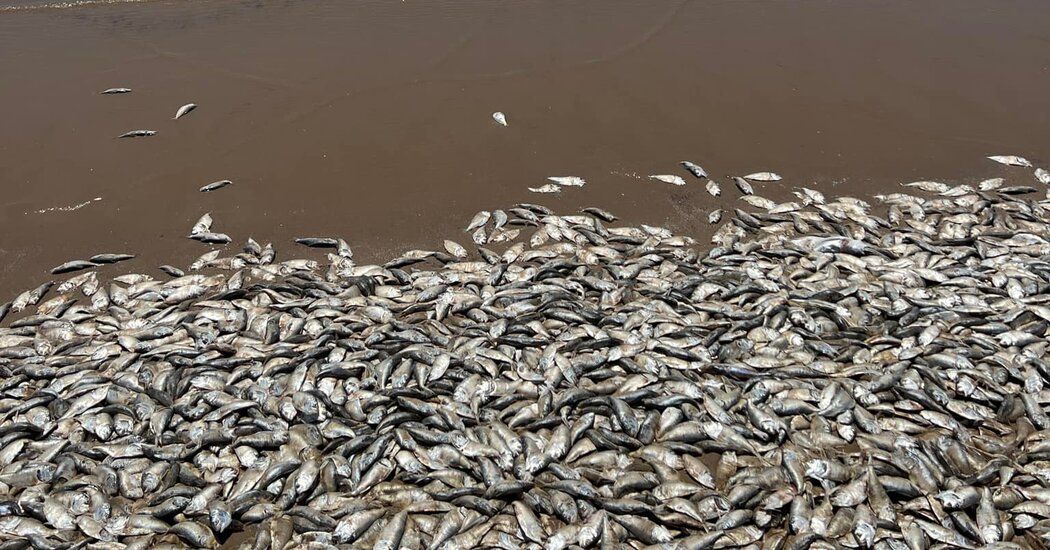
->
xmin=295 ymin=237 xmax=339 ymax=248
xmin=89 ymin=253 xmax=135 ymax=264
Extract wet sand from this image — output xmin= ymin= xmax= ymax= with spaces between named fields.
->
xmin=1 ymin=0 xmax=1049 ymax=297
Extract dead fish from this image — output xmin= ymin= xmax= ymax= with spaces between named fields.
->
xmin=465 ymin=211 xmax=490 ymax=232
xmin=189 ymin=232 xmax=231 ymax=244
xmin=528 ymin=184 xmax=562 ymax=194
xmin=650 ymin=175 xmax=687 ymax=186
xmin=199 ymin=180 xmax=232 ymax=193
xmin=191 ymin=213 xmax=213 ymax=236
xmin=582 ymin=207 xmax=617 ymax=221
xmin=987 ymin=155 xmax=1031 ymax=167
xmin=1035 ymin=168 xmax=1050 ymax=185
xmin=158 ymin=265 xmax=185 ymax=278
xmin=443 ymin=240 xmax=468 ymax=259
xmin=978 ymin=178 xmax=1004 ymax=191
xmin=708 ymin=209 xmax=723 ymax=224
xmin=743 ymin=172 xmax=782 ymax=181
xmin=89 ymin=253 xmax=135 ymax=264
xmin=118 ymin=130 xmax=156 ymax=138
xmin=12 ymin=281 xmax=53 ymax=311
xmin=50 ymin=260 xmax=96 ymax=275
xmin=547 ymin=176 xmax=585 ymax=187
xmin=295 ymin=238 xmax=339 ymax=248
xmin=681 ymin=161 xmax=708 ymax=179
xmin=903 ymin=180 xmax=949 ymax=193
xmin=174 ymin=103 xmax=197 ymax=120
xmin=100 ymin=87 xmax=131 ymax=94
xmin=493 ymin=112 xmax=507 ymax=126
xmin=734 ymin=177 xmax=754 ymax=195
xmin=705 ymin=180 xmax=721 ymax=197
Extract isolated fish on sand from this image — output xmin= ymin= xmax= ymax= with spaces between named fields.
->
xmin=649 ymin=174 xmax=687 ymax=186
xmin=987 ymin=154 xmax=1032 ymax=167
xmin=118 ymin=130 xmax=156 ymax=138
xmin=528 ymin=183 xmax=561 ymax=193
xmin=99 ymin=87 xmax=131 ymax=94
xmin=200 ymin=180 xmax=232 ymax=193
xmin=547 ymin=176 xmax=585 ymax=187
xmin=492 ymin=112 xmax=507 ymax=126
xmin=89 ymin=253 xmax=135 ymax=264
xmin=681 ymin=160 xmax=707 ymax=178
xmin=743 ymin=171 xmax=781 ymax=181
xmin=295 ymin=237 xmax=339 ymax=248
xmin=174 ymin=103 xmax=197 ymax=120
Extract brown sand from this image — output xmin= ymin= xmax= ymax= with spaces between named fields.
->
xmin=1 ymin=0 xmax=1049 ymax=297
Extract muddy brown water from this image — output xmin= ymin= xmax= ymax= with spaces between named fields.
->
xmin=2 ymin=0 xmax=1049 ymax=299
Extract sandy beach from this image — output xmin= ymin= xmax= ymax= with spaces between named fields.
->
xmin=2 ymin=2 xmax=1050 ymax=549
xmin=1 ymin=0 xmax=1048 ymax=296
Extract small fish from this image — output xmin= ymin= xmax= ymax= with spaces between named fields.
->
xmin=743 ymin=172 xmax=782 ymax=182
xmin=200 ymin=180 xmax=232 ymax=193
xmin=118 ymin=130 xmax=156 ymax=138
xmin=582 ymin=207 xmax=617 ymax=221
xmin=191 ymin=213 xmax=213 ymax=236
xmin=100 ymin=88 xmax=131 ymax=94
xmin=12 ymin=281 xmax=53 ymax=312
xmin=742 ymin=195 xmax=776 ymax=210
xmin=705 ymin=180 xmax=721 ymax=197
xmin=733 ymin=177 xmax=754 ymax=195
xmin=295 ymin=237 xmax=339 ymax=248
xmin=1035 ymin=168 xmax=1050 ymax=185
xmin=189 ymin=232 xmax=231 ymax=244
xmin=708 ymin=209 xmax=723 ymax=224
xmin=174 ymin=103 xmax=197 ymax=120
xmin=492 ymin=112 xmax=507 ymax=126
xmin=89 ymin=253 xmax=135 ymax=264
xmin=465 ymin=211 xmax=490 ymax=232
xmin=681 ymin=161 xmax=707 ymax=179
xmin=650 ymin=175 xmax=687 ymax=186
xmin=158 ymin=265 xmax=185 ymax=278
xmin=443 ymin=240 xmax=468 ymax=259
xmin=189 ymin=249 xmax=221 ymax=270
xmin=529 ymin=184 xmax=562 ymax=194
xmin=51 ymin=260 xmax=96 ymax=275
xmin=548 ymin=176 xmax=585 ymax=187
xmin=903 ymin=181 xmax=949 ymax=193
xmin=987 ymin=155 xmax=1031 ymax=167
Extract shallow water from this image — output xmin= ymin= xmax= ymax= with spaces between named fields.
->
xmin=1 ymin=0 xmax=1049 ymax=297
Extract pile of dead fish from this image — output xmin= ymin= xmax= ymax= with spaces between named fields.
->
xmin=1 ymin=176 xmax=1050 ymax=549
